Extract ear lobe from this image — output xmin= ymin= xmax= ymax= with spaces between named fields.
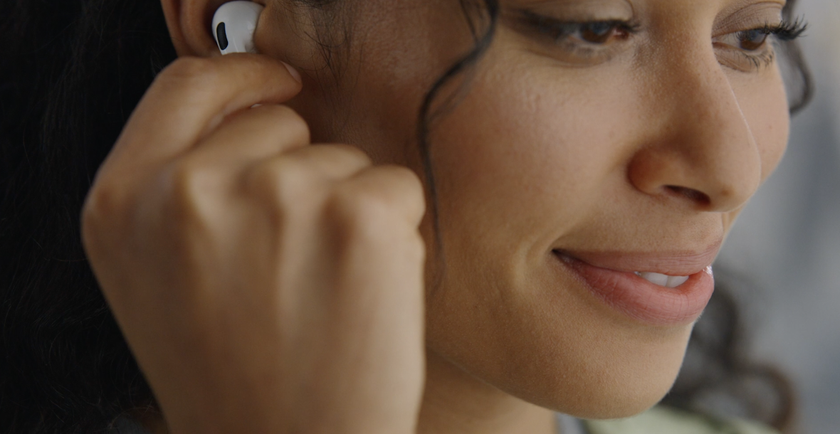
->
xmin=160 ymin=0 xmax=228 ymax=57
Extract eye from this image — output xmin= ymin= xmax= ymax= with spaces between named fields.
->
xmin=510 ymin=11 xmax=641 ymax=65
xmin=558 ymin=21 xmax=633 ymax=46
xmin=736 ymin=28 xmax=770 ymax=51
xmin=519 ymin=11 xmax=637 ymax=46
xmin=575 ymin=22 xmax=629 ymax=44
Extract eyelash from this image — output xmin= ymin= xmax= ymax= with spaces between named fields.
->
xmin=522 ymin=12 xmax=808 ymax=71
xmin=522 ymin=12 xmax=641 ymax=58
xmin=765 ymin=17 xmax=809 ymax=42
xmin=727 ymin=18 xmax=808 ymax=70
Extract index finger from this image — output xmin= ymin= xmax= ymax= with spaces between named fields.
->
xmin=106 ymin=54 xmax=303 ymax=172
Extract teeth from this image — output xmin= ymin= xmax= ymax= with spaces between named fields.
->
xmin=634 ymin=271 xmax=689 ymax=288
xmin=666 ymin=275 xmax=690 ymax=288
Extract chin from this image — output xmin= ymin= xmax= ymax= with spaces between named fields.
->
xmin=526 ymin=335 xmax=689 ymax=420
xmin=563 ymin=373 xmax=678 ymax=420
xmin=502 ymin=363 xmax=681 ymax=420
xmin=474 ymin=321 xmax=692 ymax=421
xmin=425 ymin=253 xmax=695 ymax=422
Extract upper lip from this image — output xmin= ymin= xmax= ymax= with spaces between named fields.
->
xmin=554 ymin=240 xmax=722 ymax=276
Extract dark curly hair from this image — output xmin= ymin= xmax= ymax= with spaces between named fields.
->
xmin=0 ymin=0 xmax=812 ymax=433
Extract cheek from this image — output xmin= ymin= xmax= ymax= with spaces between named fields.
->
xmin=429 ymin=52 xmax=639 ymax=255
xmin=423 ymin=46 xmax=686 ymax=417
xmin=740 ymin=69 xmax=790 ymax=181
xmin=721 ymin=68 xmax=789 ymax=227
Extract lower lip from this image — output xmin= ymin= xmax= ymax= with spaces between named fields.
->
xmin=554 ymin=252 xmax=714 ymax=327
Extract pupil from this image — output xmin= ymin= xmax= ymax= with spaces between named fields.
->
xmin=739 ymin=29 xmax=768 ymax=50
xmin=581 ymin=22 xmax=615 ymax=43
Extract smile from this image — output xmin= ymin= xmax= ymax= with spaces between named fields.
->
xmin=552 ymin=248 xmax=718 ymax=327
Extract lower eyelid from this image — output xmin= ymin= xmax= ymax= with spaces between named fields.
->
xmin=715 ymin=44 xmax=776 ymax=72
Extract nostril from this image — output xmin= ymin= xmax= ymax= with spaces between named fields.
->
xmin=666 ymin=185 xmax=711 ymax=206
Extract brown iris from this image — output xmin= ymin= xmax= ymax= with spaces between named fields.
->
xmin=737 ymin=29 xmax=769 ymax=51
xmin=579 ymin=22 xmax=626 ymax=44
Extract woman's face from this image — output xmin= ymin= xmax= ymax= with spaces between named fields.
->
xmin=257 ymin=0 xmax=790 ymax=418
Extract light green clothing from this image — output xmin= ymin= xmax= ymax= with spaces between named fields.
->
xmin=582 ymin=406 xmax=780 ymax=434
xmin=111 ymin=405 xmax=780 ymax=434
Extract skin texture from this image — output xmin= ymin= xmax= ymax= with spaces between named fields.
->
xmin=82 ymin=0 xmax=790 ymax=433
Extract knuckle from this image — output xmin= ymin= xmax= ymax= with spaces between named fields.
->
xmin=327 ymin=184 xmax=396 ymax=237
xmin=168 ymin=159 xmax=210 ymax=195
xmin=80 ymin=179 xmax=128 ymax=244
xmin=386 ymin=166 xmax=426 ymax=221
xmin=82 ymin=179 xmax=122 ymax=219
xmin=264 ymin=105 xmax=311 ymax=144
xmin=389 ymin=165 xmax=424 ymax=195
xmin=327 ymin=144 xmax=373 ymax=166
xmin=243 ymin=158 xmax=313 ymax=207
xmin=325 ymin=183 xmax=425 ymax=267
xmin=162 ymin=160 xmax=217 ymax=224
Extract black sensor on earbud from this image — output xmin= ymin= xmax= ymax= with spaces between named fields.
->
xmin=216 ymin=22 xmax=229 ymax=51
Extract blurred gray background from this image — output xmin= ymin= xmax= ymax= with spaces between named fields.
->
xmin=716 ymin=0 xmax=840 ymax=432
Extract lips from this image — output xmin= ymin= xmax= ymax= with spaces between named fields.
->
xmin=553 ymin=247 xmax=718 ymax=327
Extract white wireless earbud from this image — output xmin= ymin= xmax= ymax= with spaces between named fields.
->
xmin=212 ymin=1 xmax=264 ymax=55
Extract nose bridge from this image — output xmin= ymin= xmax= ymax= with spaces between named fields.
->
xmin=630 ymin=37 xmax=762 ymax=212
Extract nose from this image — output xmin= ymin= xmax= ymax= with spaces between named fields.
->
xmin=627 ymin=40 xmax=762 ymax=212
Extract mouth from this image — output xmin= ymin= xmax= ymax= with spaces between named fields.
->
xmin=552 ymin=247 xmax=718 ymax=327
xmin=633 ymin=271 xmax=690 ymax=288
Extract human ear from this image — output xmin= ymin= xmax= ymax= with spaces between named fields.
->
xmin=160 ymin=0 xmax=260 ymax=57
xmin=160 ymin=0 xmax=320 ymax=73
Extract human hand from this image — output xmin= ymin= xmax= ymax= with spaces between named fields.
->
xmin=80 ymin=54 xmax=426 ymax=434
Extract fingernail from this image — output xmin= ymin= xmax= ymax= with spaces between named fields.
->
xmin=282 ymin=61 xmax=302 ymax=83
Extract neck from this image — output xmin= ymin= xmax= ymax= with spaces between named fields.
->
xmin=417 ymin=350 xmax=559 ymax=434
